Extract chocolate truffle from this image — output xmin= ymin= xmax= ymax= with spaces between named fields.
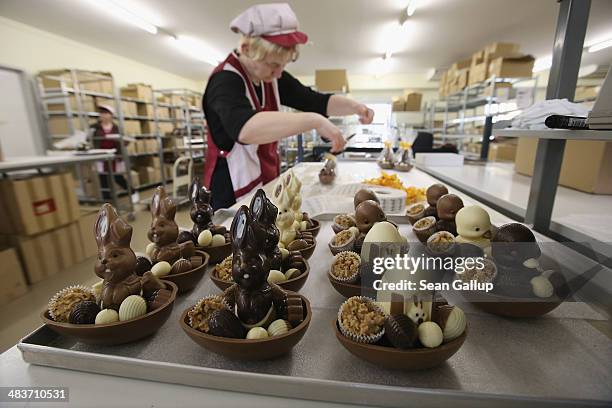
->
xmin=287 ymin=239 xmax=309 ymax=251
xmin=286 ymin=295 xmax=305 ymax=327
xmin=48 ymin=285 xmax=97 ymax=323
xmin=134 ymin=256 xmax=152 ymax=276
xmin=170 ymin=258 xmax=192 ymax=275
xmin=208 ymin=309 xmax=246 ymax=339
xmin=384 ymin=314 xmax=418 ymax=349
xmin=69 ymin=301 xmax=100 ymax=324
xmin=354 ymin=189 xmax=379 ymax=209
xmin=355 ymin=200 xmax=387 ymax=234
xmin=147 ymin=288 xmax=172 ymax=311
xmin=426 ymin=184 xmax=448 ymax=206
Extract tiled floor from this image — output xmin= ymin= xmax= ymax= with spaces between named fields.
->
xmin=0 ymin=201 xmax=193 ymax=353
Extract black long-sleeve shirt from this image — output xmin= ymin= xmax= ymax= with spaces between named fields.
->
xmin=202 ymin=69 xmax=332 ymax=209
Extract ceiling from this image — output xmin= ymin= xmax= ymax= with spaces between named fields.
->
xmin=1 ymin=0 xmax=611 ymax=81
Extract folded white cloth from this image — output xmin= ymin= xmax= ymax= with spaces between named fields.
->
xmin=510 ymin=99 xmax=590 ymax=130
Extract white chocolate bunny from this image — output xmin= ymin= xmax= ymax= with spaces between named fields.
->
xmin=272 ymin=182 xmax=297 ymax=246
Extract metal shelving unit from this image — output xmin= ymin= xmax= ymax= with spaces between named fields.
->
xmin=422 ymin=76 xmax=538 ymax=157
xmin=35 ymin=69 xmax=135 ymax=218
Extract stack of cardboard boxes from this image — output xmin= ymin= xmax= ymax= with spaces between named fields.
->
xmin=392 ymin=92 xmax=423 ymax=112
xmin=0 ymin=172 xmax=101 ymax=305
xmin=439 ymin=43 xmax=535 ymax=98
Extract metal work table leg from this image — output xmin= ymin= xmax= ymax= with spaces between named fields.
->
xmin=525 ymin=0 xmax=590 ymax=232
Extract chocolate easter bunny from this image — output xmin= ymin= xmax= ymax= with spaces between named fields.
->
xmin=94 ymin=204 xmax=167 ymax=310
xmin=223 ymin=205 xmax=287 ymax=326
xmin=147 ymin=187 xmax=195 ymax=264
xmin=272 ymin=182 xmax=298 ymax=246
xmin=187 ymin=177 xmax=227 ymax=242
xmin=249 ymin=189 xmax=283 ymax=271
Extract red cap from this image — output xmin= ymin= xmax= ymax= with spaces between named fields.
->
xmin=261 ymin=31 xmax=308 ymax=47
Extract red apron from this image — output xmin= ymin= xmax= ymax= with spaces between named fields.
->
xmin=203 ymin=52 xmax=281 ymax=200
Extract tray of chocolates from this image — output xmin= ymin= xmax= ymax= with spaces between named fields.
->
xmin=17 ymin=181 xmax=611 ymax=407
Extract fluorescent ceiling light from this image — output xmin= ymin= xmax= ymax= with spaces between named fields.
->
xmin=170 ymin=36 xmax=223 ymax=66
xmin=84 ymin=0 xmax=158 ymax=34
xmin=588 ymin=39 xmax=612 ymax=53
xmin=533 ymin=55 xmax=552 ymax=72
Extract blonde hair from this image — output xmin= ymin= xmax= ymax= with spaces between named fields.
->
xmin=239 ymin=35 xmax=299 ymax=63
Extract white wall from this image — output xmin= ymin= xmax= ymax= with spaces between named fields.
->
xmin=0 ymin=16 xmax=204 ymax=90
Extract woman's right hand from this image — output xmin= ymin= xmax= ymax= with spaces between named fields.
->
xmin=316 ymin=117 xmax=347 ymax=153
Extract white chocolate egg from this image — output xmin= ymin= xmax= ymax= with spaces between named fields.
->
xmin=197 ymin=230 xmax=213 ymax=247
xmin=531 ymin=275 xmax=554 ymax=298
xmin=523 ymin=258 xmax=540 ymax=269
xmin=267 ymin=270 xmax=286 ymax=284
xmin=267 ymin=319 xmax=291 ymax=337
xmin=278 ymin=242 xmax=285 ymax=249
xmin=95 ymin=308 xmax=119 ymax=324
xmin=280 ymin=247 xmax=289 ymax=259
xmin=210 ymin=234 xmax=226 ymax=247
xmin=246 ymin=327 xmax=269 ymax=339
xmin=442 ymin=307 xmax=466 ymax=342
xmin=300 ymin=220 xmax=308 ymax=231
xmin=284 ymin=268 xmax=301 ymax=280
xmin=151 ymin=261 xmax=171 ymax=277
xmin=145 ymin=242 xmax=156 ymax=257
xmin=118 ymin=295 xmax=147 ymax=321
xmin=348 ymin=226 xmax=360 ymax=237
xmin=418 ymin=321 xmax=443 ymax=348
xmin=363 ymin=221 xmax=403 ymax=243
xmin=456 ymin=206 xmax=491 ymax=239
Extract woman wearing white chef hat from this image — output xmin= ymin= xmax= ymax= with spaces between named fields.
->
xmin=203 ymin=2 xmax=374 ymax=210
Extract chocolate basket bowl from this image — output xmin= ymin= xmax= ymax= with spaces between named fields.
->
xmin=180 ymin=294 xmax=311 ymax=360
xmin=302 ymin=217 xmax=321 ymax=238
xmin=296 ymin=241 xmax=316 ymax=260
xmin=198 ymin=241 xmax=232 ymax=265
xmin=210 ymin=261 xmax=310 ymax=293
xmin=327 ymin=270 xmax=375 ymax=299
xmin=40 ymin=280 xmax=178 ymax=346
xmin=334 ymin=321 xmax=467 ymax=370
xmin=466 ymin=290 xmax=563 ymax=318
xmin=162 ymin=251 xmax=210 ymax=294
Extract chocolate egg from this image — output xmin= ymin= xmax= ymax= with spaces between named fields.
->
xmin=208 ymin=309 xmax=246 ymax=339
xmin=267 ymin=269 xmax=286 ymax=284
xmin=246 ymin=327 xmax=269 ymax=339
xmin=284 ymin=268 xmax=301 ymax=280
xmin=69 ymin=301 xmax=100 ymax=324
xmin=355 ymin=200 xmax=387 ymax=234
xmin=455 ymin=206 xmax=491 ymax=239
xmin=177 ymin=230 xmax=195 ymax=245
xmin=384 ymin=314 xmax=418 ymax=349
xmin=426 ymin=184 xmax=448 ymax=206
xmin=145 ymin=242 xmax=156 ymax=258
xmin=170 ymin=258 xmax=192 ymax=275
xmin=354 ymin=188 xmax=379 ymax=209
xmin=436 ymin=194 xmax=464 ymax=221
xmin=197 ymin=230 xmax=213 ymax=247
xmin=433 ymin=305 xmax=466 ymax=342
xmin=531 ymin=275 xmax=554 ymax=298
xmin=118 ymin=295 xmax=147 ymax=321
xmin=418 ymin=321 xmax=443 ymax=348
xmin=135 ymin=256 xmax=152 ymax=276
xmin=151 ymin=261 xmax=171 ymax=277
xmin=267 ymin=319 xmax=292 ymax=337
xmin=95 ymin=308 xmax=119 ymax=324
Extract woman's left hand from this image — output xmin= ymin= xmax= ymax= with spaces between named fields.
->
xmin=356 ymin=104 xmax=374 ymax=124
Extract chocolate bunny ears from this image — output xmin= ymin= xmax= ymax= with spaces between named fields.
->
xmin=151 ymin=186 xmax=176 ymax=221
xmin=189 ymin=177 xmax=212 ymax=206
xmin=95 ymin=203 xmax=133 ymax=248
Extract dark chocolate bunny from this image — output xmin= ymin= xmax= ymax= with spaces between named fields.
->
xmin=185 ymin=178 xmax=227 ymax=243
xmin=249 ymin=189 xmax=283 ymax=270
xmin=223 ymin=199 xmax=287 ymax=326
xmin=147 ymin=187 xmax=195 ymax=264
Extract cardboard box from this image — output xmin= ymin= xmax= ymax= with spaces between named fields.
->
xmin=126 ymin=141 xmax=137 ymax=155
xmin=47 ymin=117 xmax=83 ymax=135
xmin=515 ymin=138 xmax=612 ymax=194
xmin=151 ymin=156 xmax=161 ymax=169
xmin=169 ymin=94 xmax=186 ymax=107
xmin=315 ymin=69 xmax=350 ymax=92
xmin=488 ymin=55 xmax=535 ymax=78
xmin=137 ymin=166 xmax=150 ymax=184
xmin=0 ymin=247 xmax=28 ymax=306
xmin=121 ymin=101 xmax=138 ymax=117
xmin=156 ymin=107 xmax=170 ymax=119
xmin=141 ymin=121 xmax=156 ymax=134
xmin=0 ymin=172 xmax=80 ymax=236
xmin=392 ymin=98 xmax=405 ymax=112
xmin=469 ymin=61 xmax=489 ymax=85
xmin=48 ymin=95 xmax=96 ymax=113
xmin=404 ymin=92 xmax=422 ymax=111
xmin=147 ymin=139 xmax=159 ymax=154
xmin=120 ymin=83 xmax=153 ymax=102
xmin=470 ymin=50 xmax=486 ymax=67
xmin=72 ymin=163 xmax=101 ymax=199
xmin=158 ymin=123 xmax=174 ymax=134
xmin=172 ymin=108 xmax=185 ymax=120
xmin=455 ymin=69 xmax=470 ymax=90
xmin=38 ymin=70 xmax=113 ymax=91
xmin=147 ymin=167 xmax=159 ymax=184
xmin=123 ymin=120 xmax=142 ymax=136
xmin=137 ymin=104 xmax=155 ymax=118
xmin=575 ymin=86 xmax=599 ymax=101
xmin=4 ymin=222 xmax=86 ymax=284
xmin=78 ymin=207 xmax=99 ymax=258
xmin=482 ymin=82 xmax=513 ymax=97
xmin=129 ymin=170 xmax=140 ymax=188
xmin=484 ymin=42 xmax=522 ymax=60
xmin=99 ymin=78 xmax=114 ymax=95
xmin=488 ymin=143 xmax=517 ymax=161
xmin=449 ymin=59 xmax=471 ymax=72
